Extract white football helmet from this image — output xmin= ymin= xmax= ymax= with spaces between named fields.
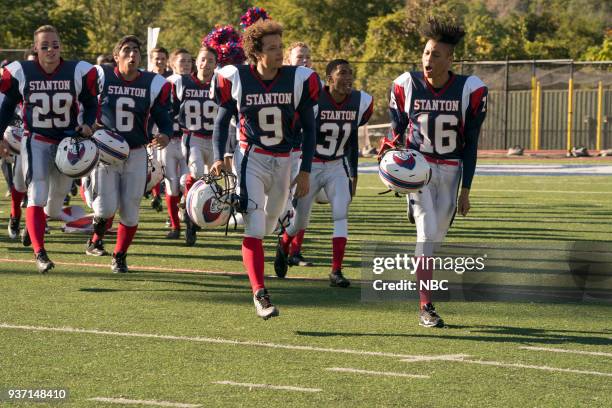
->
xmin=4 ymin=126 xmax=24 ymax=155
xmin=186 ymin=172 xmax=238 ymax=229
xmin=378 ymin=148 xmax=431 ymax=194
xmin=55 ymin=137 xmax=100 ymax=178
xmin=92 ymin=129 xmax=130 ymax=165
xmin=145 ymin=153 xmax=164 ymax=193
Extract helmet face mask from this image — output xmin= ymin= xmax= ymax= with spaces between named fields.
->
xmin=186 ymin=171 xmax=239 ymax=229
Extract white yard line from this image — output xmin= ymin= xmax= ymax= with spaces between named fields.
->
xmin=0 ymin=323 xmax=465 ymax=361
xmin=400 ymin=357 xmax=612 ymax=377
xmin=519 ymin=346 xmax=612 ymax=358
xmin=88 ymin=397 xmax=201 ymax=407
xmin=212 ymin=381 xmax=321 ymax=393
xmin=326 ymin=367 xmax=430 ymax=378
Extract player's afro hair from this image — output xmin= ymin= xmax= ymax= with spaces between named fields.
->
xmin=242 ymin=19 xmax=283 ymax=64
xmin=421 ymin=17 xmax=465 ymax=46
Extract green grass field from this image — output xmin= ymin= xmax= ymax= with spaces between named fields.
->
xmin=1 ymin=160 xmax=611 ymax=407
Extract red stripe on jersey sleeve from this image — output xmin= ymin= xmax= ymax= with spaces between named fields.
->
xmin=393 ymin=84 xmax=405 ymax=113
xmin=470 ymin=86 xmax=486 ymax=116
xmin=158 ymin=82 xmax=172 ymax=105
xmin=217 ymin=74 xmax=232 ymax=105
xmin=85 ymin=67 xmax=98 ymax=96
xmin=307 ymin=73 xmax=320 ymax=101
xmin=0 ymin=68 xmax=12 ymax=93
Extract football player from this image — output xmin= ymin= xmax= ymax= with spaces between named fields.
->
xmin=85 ymin=35 xmax=172 ymax=273
xmin=162 ymin=48 xmax=192 ymax=239
xmin=173 ymin=46 xmax=218 ymax=246
xmin=278 ymin=59 xmax=373 ymax=286
xmin=148 ymin=46 xmax=172 ymax=212
xmin=0 ymin=25 xmax=98 ymax=273
xmin=380 ymin=17 xmax=488 ymax=327
xmin=281 ymin=41 xmax=315 ymax=267
xmin=210 ymin=20 xmax=320 ymax=319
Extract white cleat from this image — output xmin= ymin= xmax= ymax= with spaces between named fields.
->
xmin=253 ymin=289 xmax=279 ymax=320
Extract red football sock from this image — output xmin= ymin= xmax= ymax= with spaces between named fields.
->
xmin=151 ymin=183 xmax=161 ymax=197
xmin=242 ymin=237 xmax=265 ymax=293
xmin=289 ymin=229 xmax=306 ymax=256
xmin=280 ymin=231 xmax=293 ymax=254
xmin=332 ymin=237 xmax=347 ymax=271
xmin=416 ymin=256 xmax=433 ymax=308
xmin=10 ymin=187 xmax=25 ymax=219
xmin=79 ymin=184 xmax=87 ymax=205
xmin=114 ymin=223 xmax=138 ymax=254
xmin=165 ymin=194 xmax=180 ymax=230
xmin=26 ymin=206 xmax=46 ymax=253
xmin=93 ymin=216 xmax=115 ymax=243
xmin=184 ymin=175 xmax=195 ymax=198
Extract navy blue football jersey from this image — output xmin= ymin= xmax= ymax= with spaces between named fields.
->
xmin=212 ymin=64 xmax=320 ymax=153
xmin=171 ymin=73 xmax=217 ymax=136
xmin=96 ymin=65 xmax=173 ymax=148
xmin=316 ymin=87 xmax=373 ymax=161
xmin=389 ymin=71 xmax=487 ymax=188
xmin=0 ymin=59 xmax=98 ymax=140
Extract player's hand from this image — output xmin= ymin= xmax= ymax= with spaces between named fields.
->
xmin=210 ymin=160 xmax=226 ymax=177
xmin=351 ymin=175 xmax=358 ymax=197
xmin=76 ymin=124 xmax=93 ymax=138
xmin=151 ymin=133 xmax=170 ymax=149
xmin=457 ymin=188 xmax=471 ymax=216
xmin=292 ymin=171 xmax=310 ymax=198
xmin=0 ymin=139 xmax=11 ymax=159
xmin=223 ymin=155 xmax=233 ymax=172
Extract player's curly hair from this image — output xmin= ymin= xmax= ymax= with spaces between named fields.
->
xmin=242 ymin=19 xmax=283 ymax=64
xmin=421 ymin=17 xmax=465 ymax=47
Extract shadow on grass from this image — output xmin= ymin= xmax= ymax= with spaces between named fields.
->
xmin=295 ymin=324 xmax=612 ymax=346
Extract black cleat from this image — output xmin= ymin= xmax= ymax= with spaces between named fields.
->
xmin=35 ymin=249 xmax=54 ymax=274
xmin=166 ymin=229 xmax=180 ymax=239
xmin=419 ymin=303 xmax=444 ymax=328
xmin=253 ymin=288 xmax=279 ymax=320
xmin=86 ymin=238 xmax=108 ymax=256
xmin=287 ymin=251 xmax=313 ymax=267
xmin=184 ymin=216 xmax=197 ymax=246
xmin=274 ymin=239 xmax=289 ymax=278
xmin=111 ymin=252 xmax=129 ymax=273
xmin=21 ymin=227 xmax=31 ymax=247
xmin=7 ymin=217 xmax=20 ymax=239
xmin=21 ymin=195 xmax=28 ymax=208
xmin=329 ymin=269 xmax=351 ymax=288
xmin=165 ymin=217 xmax=171 ymax=228
xmin=150 ymin=196 xmax=162 ymax=212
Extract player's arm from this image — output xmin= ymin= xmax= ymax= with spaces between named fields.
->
xmin=0 ymin=67 xmax=22 ymax=157
xmin=380 ymin=82 xmax=409 ymax=159
xmin=294 ymin=70 xmax=320 ymax=198
xmin=347 ymin=128 xmax=359 ymax=196
xmin=351 ymin=93 xmax=373 ymax=195
xmin=150 ymin=80 xmax=173 ymax=148
xmin=458 ymin=81 xmax=488 ymax=216
xmin=75 ymin=62 xmax=99 ymax=137
xmin=211 ymin=70 xmax=238 ymax=176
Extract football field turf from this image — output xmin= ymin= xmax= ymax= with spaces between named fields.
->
xmin=1 ymin=159 xmax=611 ymax=407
